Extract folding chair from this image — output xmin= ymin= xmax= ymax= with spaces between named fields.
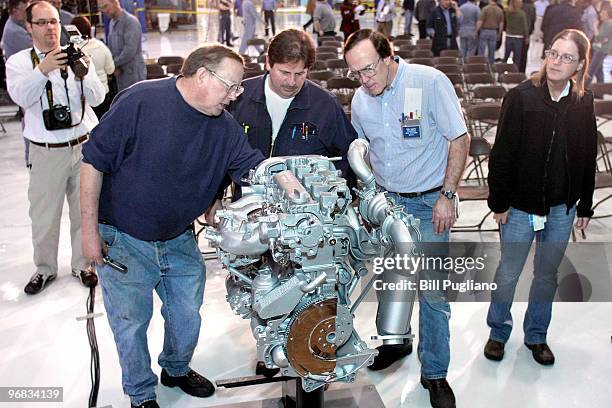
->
xmin=243 ymin=69 xmax=264 ymax=79
xmin=471 ymin=85 xmax=507 ymax=102
xmin=399 ymin=44 xmax=417 ymax=52
xmin=326 ymin=59 xmax=348 ymax=76
xmin=464 ymin=73 xmax=496 ymax=98
xmin=440 ymin=49 xmax=460 ymax=58
xmin=308 ymin=70 xmax=335 ymax=86
xmin=393 ymin=40 xmax=412 ymax=49
xmin=157 ymin=56 xmax=184 ymax=66
xmin=590 ymin=82 xmax=612 ymax=99
xmin=453 ymin=138 xmax=496 ymax=232
xmin=435 ymin=64 xmax=461 ymax=75
xmin=409 ymin=57 xmax=434 ymax=66
xmin=394 ymin=34 xmax=413 ymax=41
xmin=413 ymin=49 xmax=434 ymax=58
xmin=245 ymin=62 xmax=261 ymax=71
xmin=146 ymin=63 xmax=166 ymax=79
xmin=166 ymin=63 xmax=182 ymax=75
xmin=594 ymin=99 xmax=612 ymax=129
xmin=417 ymin=42 xmax=433 ymax=50
xmin=315 ymin=52 xmax=337 ymax=62
xmin=465 ymin=56 xmax=488 ymax=64
xmin=445 ymin=72 xmax=464 ymax=87
xmin=462 ymin=63 xmax=490 ymax=74
xmin=311 ymin=60 xmax=328 ymax=71
xmin=396 ymin=50 xmax=414 ymax=59
xmin=317 ymin=46 xmax=339 ymax=55
xmin=492 ymin=62 xmax=518 ymax=80
xmin=434 ymin=56 xmax=460 ymax=65
xmin=322 ymin=40 xmax=342 ymax=48
xmin=326 ymin=77 xmax=360 ymax=113
xmin=466 ymin=102 xmax=501 ymax=138
xmin=499 ymin=72 xmax=527 ymax=89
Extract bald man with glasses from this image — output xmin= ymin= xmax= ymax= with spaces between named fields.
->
xmin=81 ymin=44 xmax=264 ymax=408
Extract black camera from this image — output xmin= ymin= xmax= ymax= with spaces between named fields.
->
xmin=43 ymin=104 xmax=72 ymax=130
xmin=62 ymin=42 xmax=88 ymax=79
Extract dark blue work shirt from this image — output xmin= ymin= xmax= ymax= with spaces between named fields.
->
xmin=82 ymin=77 xmax=264 ymax=241
xmin=228 ymin=74 xmax=357 ymax=183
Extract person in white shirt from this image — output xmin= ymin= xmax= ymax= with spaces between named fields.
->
xmin=376 ymin=0 xmax=397 ymax=38
xmin=6 ymin=0 xmax=105 ymax=295
xmin=534 ymin=0 xmax=549 ymax=41
xmin=70 ymin=15 xmax=115 ymax=118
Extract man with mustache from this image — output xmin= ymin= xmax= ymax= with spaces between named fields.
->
xmin=228 ymin=28 xmax=357 ymax=377
xmin=229 ymin=28 xmax=356 ymax=197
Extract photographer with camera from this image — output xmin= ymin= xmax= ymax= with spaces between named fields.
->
xmin=6 ymin=0 xmax=105 ymax=295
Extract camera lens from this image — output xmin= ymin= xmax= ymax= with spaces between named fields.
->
xmin=53 ymin=109 xmax=68 ymax=121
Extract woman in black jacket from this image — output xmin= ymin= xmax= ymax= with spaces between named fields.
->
xmin=484 ymin=29 xmax=597 ymax=366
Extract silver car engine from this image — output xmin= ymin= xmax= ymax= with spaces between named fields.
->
xmin=206 ymin=139 xmax=420 ymax=392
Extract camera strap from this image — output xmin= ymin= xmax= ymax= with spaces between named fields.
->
xmin=30 ymin=48 xmax=86 ymax=128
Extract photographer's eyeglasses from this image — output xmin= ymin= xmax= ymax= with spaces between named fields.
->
xmin=544 ymin=49 xmax=579 ymax=64
xmin=206 ymin=68 xmax=244 ymax=97
xmin=347 ymin=57 xmax=381 ymax=82
xmin=30 ymin=19 xmax=60 ymax=26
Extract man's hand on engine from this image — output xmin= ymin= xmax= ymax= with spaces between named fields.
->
xmin=205 ymin=199 xmax=223 ymax=227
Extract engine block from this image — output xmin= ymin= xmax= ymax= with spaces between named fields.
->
xmin=206 ymin=140 xmax=420 ymax=392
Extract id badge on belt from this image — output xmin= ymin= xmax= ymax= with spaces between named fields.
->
xmin=529 ymin=214 xmax=547 ymax=231
xmin=401 ymin=88 xmax=423 ymax=139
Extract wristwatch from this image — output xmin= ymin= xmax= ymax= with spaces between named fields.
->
xmin=441 ymin=189 xmax=456 ymax=200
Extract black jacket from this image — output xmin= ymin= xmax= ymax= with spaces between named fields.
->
xmin=541 ymin=4 xmax=581 ymax=46
xmin=488 ymin=80 xmax=597 ymax=218
xmin=426 ymin=6 xmax=459 ymax=56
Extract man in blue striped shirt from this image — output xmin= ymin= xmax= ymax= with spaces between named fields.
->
xmin=345 ymin=29 xmax=469 ymax=408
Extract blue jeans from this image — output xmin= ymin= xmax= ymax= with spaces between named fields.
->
xmin=404 ymin=11 xmax=413 ymax=35
xmin=504 ymin=36 xmax=524 ymax=69
xmin=460 ymin=34 xmax=478 ymax=58
xmin=487 ymin=205 xmax=575 ymax=345
xmin=587 ymin=48 xmax=606 ymax=85
xmin=478 ymin=29 xmax=498 ymax=65
xmin=389 ymin=192 xmax=451 ymax=379
xmin=98 ymin=223 xmax=206 ymax=406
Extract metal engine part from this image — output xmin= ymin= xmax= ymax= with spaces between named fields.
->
xmin=206 ymin=139 xmax=420 ymax=392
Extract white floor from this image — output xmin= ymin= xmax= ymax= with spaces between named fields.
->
xmin=1 ymin=15 xmax=612 ymax=408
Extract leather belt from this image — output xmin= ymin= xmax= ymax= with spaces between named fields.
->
xmin=30 ymin=134 xmax=88 ymax=149
xmin=394 ymin=186 xmax=443 ymax=198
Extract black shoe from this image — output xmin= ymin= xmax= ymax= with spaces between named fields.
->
xmin=525 ymin=342 xmax=555 ymax=365
xmin=72 ymin=268 xmax=98 ymax=288
xmin=484 ymin=339 xmax=505 ymax=361
xmin=160 ymin=368 xmax=215 ymax=398
xmin=24 ymin=273 xmax=56 ymax=295
xmin=420 ymin=376 xmax=456 ymax=408
xmin=255 ymin=361 xmax=280 ymax=378
xmin=131 ymin=400 xmax=160 ymax=408
xmin=367 ymin=340 xmax=413 ymax=371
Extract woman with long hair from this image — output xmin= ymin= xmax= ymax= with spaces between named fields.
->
xmin=484 ymin=29 xmax=597 ymax=366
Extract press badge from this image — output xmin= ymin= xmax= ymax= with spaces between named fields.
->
xmin=402 ymin=88 xmax=423 ymax=139
xmin=529 ymin=214 xmax=547 ymax=232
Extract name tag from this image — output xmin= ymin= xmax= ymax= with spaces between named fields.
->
xmin=401 ymin=117 xmax=421 ymax=138
xmin=529 ymin=214 xmax=547 ymax=232
xmin=402 ymin=124 xmax=421 ymax=138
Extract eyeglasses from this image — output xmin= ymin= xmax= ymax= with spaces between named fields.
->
xmin=347 ymin=57 xmax=381 ymax=81
xmin=207 ymin=68 xmax=244 ymax=96
xmin=544 ymin=49 xmax=579 ymax=64
xmin=30 ymin=19 xmax=60 ymax=26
